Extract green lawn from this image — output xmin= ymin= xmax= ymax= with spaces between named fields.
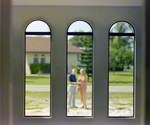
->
xmin=25 ymin=91 xmax=50 ymax=110
xmin=109 ymin=92 xmax=133 ymax=110
xmin=26 ymin=70 xmax=133 ymax=86
xmin=25 ymin=91 xmax=133 ymax=111
xmin=26 ymin=75 xmax=50 ymax=85
xmin=109 ymin=92 xmax=133 ymax=100
xmin=25 ymin=91 xmax=92 ymax=110
xmin=109 ymin=70 xmax=133 ymax=86
xmin=25 ymin=74 xmax=92 ymax=85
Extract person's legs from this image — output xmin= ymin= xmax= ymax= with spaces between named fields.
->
xmin=68 ymin=85 xmax=74 ymax=107
xmin=83 ymin=89 xmax=87 ymax=108
xmin=79 ymin=88 xmax=83 ymax=107
xmin=72 ymin=86 xmax=77 ymax=107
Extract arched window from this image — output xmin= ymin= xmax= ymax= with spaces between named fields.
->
xmin=108 ymin=21 xmax=135 ymax=117
xmin=33 ymin=54 xmax=38 ymax=63
xmin=67 ymin=20 xmax=93 ymax=117
xmin=41 ymin=54 xmax=45 ymax=64
xmin=25 ymin=20 xmax=51 ymax=117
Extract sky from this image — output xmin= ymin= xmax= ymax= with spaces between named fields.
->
xmin=26 ymin=20 xmax=92 ymax=40
xmin=26 ymin=20 xmax=92 ymax=32
xmin=26 ymin=21 xmax=50 ymax=32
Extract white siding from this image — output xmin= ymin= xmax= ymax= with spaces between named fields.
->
xmin=26 ymin=53 xmax=50 ymax=64
xmin=26 ymin=53 xmax=80 ymax=74
xmin=26 ymin=53 xmax=50 ymax=75
xmin=26 ymin=56 xmax=31 ymax=75
xmin=68 ymin=53 xmax=81 ymax=73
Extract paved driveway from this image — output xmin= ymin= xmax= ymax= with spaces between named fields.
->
xmin=26 ymin=85 xmax=133 ymax=92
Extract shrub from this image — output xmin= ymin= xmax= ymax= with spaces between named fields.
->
xmin=30 ymin=63 xmax=40 ymax=74
xmin=30 ymin=63 xmax=51 ymax=74
xmin=42 ymin=63 xmax=51 ymax=73
xmin=72 ymin=64 xmax=77 ymax=68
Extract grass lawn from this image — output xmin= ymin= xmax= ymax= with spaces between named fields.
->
xmin=109 ymin=92 xmax=133 ymax=112
xmin=25 ymin=91 xmax=92 ymax=110
xmin=25 ymin=74 xmax=92 ymax=85
xmin=26 ymin=75 xmax=50 ymax=85
xmin=25 ymin=91 xmax=50 ymax=110
xmin=26 ymin=70 xmax=133 ymax=86
xmin=109 ymin=70 xmax=133 ymax=86
xmin=25 ymin=91 xmax=133 ymax=111
xmin=109 ymin=92 xmax=133 ymax=100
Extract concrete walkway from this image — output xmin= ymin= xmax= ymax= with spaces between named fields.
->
xmin=26 ymin=85 xmax=133 ymax=92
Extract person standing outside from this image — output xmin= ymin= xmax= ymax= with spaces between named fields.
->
xmin=78 ymin=69 xmax=88 ymax=109
xmin=68 ymin=69 xmax=77 ymax=108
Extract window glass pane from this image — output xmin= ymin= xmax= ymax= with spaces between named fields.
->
xmin=110 ymin=22 xmax=134 ymax=33
xmin=26 ymin=20 xmax=50 ymax=32
xmin=41 ymin=55 xmax=45 ymax=64
xmin=34 ymin=55 xmax=38 ymax=63
xmin=109 ymin=22 xmax=134 ymax=117
xmin=68 ymin=21 xmax=92 ymax=32
xmin=67 ymin=21 xmax=93 ymax=117
xmin=25 ymin=21 xmax=51 ymax=117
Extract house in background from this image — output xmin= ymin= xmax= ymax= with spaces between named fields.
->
xmin=26 ymin=37 xmax=83 ymax=75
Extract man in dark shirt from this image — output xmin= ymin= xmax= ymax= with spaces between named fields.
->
xmin=68 ymin=69 xmax=77 ymax=108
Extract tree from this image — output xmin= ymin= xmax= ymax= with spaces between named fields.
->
xmin=69 ymin=30 xmax=92 ymax=47
xmin=78 ymin=39 xmax=93 ymax=78
xmin=69 ymin=34 xmax=93 ymax=78
xmin=109 ymin=22 xmax=134 ymax=72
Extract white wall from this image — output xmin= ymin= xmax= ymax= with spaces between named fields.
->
xmin=68 ymin=53 xmax=80 ymax=73
xmin=26 ymin=53 xmax=50 ymax=64
xmin=26 ymin=56 xmax=31 ymax=75
xmin=26 ymin=53 xmax=81 ymax=74
xmin=6 ymin=4 xmax=143 ymax=125
xmin=26 ymin=53 xmax=50 ymax=75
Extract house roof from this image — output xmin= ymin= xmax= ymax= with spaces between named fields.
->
xmin=26 ymin=37 xmax=84 ymax=53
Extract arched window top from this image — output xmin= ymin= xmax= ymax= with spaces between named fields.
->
xmin=26 ymin=20 xmax=50 ymax=32
xmin=110 ymin=21 xmax=134 ymax=33
xmin=41 ymin=54 xmax=45 ymax=57
xmin=34 ymin=55 xmax=38 ymax=57
xmin=68 ymin=21 xmax=92 ymax=32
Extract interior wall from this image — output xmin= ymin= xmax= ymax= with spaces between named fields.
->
xmin=145 ymin=0 xmax=150 ymax=124
xmin=1 ymin=0 xmax=13 ymax=125
xmin=0 ymin=4 xmax=144 ymax=125
xmin=10 ymin=5 xmax=143 ymax=125
xmin=0 ymin=0 xmax=1 ymax=124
